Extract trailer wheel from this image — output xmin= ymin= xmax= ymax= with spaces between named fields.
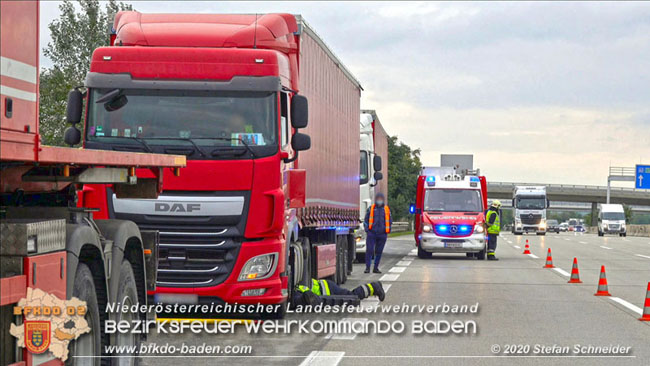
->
xmin=67 ymin=263 xmax=101 ymax=366
xmin=112 ymin=260 xmax=140 ymax=366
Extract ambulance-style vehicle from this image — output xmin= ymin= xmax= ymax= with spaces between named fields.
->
xmin=412 ymin=167 xmax=489 ymax=259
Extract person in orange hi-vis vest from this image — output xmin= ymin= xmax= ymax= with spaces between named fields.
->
xmin=363 ymin=192 xmax=392 ymax=273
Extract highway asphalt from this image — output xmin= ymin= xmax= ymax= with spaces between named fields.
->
xmin=141 ymin=232 xmax=650 ymax=365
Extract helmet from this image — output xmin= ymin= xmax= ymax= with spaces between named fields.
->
xmin=491 ymin=200 xmax=502 ymax=208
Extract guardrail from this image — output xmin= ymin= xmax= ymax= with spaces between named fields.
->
xmin=392 ymin=222 xmax=410 ymax=233
xmin=587 ymin=225 xmax=650 ymax=237
xmin=488 ymin=182 xmax=646 ymax=193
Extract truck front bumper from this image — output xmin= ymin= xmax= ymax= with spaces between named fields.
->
xmin=150 ymin=237 xmax=287 ymax=305
xmin=419 ymin=232 xmax=486 ymax=253
xmin=514 ymin=224 xmax=546 ymax=234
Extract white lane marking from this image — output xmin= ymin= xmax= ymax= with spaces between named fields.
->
xmin=514 ymin=245 xmax=521 ymax=249
xmin=396 ymin=261 xmax=412 ymax=266
xmin=300 ymin=351 xmax=345 ymax=366
xmin=410 ymin=249 xmax=417 ymax=253
xmin=407 ymin=251 xmax=417 ymax=256
xmin=552 ymin=268 xmax=570 ymax=277
xmin=401 ymin=257 xmax=414 ymax=262
xmin=380 ymin=274 xmax=400 ymax=281
xmin=579 ymin=241 xmax=588 ymax=244
xmin=389 ymin=266 xmax=406 ymax=273
xmin=565 ymin=238 xmax=571 ymax=241
xmin=635 ymin=254 xmax=650 ymax=259
xmin=609 ymin=297 xmax=643 ymax=315
xmin=383 ymin=284 xmax=392 ymax=292
xmin=527 ymin=254 xmax=539 ymax=259
xmin=600 ymin=246 xmax=612 ymax=250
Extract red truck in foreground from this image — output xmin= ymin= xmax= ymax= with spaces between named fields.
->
xmin=412 ymin=167 xmax=489 ymax=259
xmin=1 ymin=1 xmax=185 ymax=364
xmin=80 ymin=12 xmax=362 ymax=316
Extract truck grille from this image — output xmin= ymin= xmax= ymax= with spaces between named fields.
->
xmin=109 ymin=189 xmax=250 ymax=288
xmin=138 ymin=224 xmax=241 ymax=287
xmin=520 ymin=214 xmax=542 ymax=225
xmin=608 ymin=224 xmax=620 ymax=230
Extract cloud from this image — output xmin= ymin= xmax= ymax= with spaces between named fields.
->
xmin=38 ymin=1 xmax=650 ymax=185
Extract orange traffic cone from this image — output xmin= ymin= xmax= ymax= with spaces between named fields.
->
xmin=640 ymin=282 xmax=650 ymax=321
xmin=594 ymin=265 xmax=611 ymax=296
xmin=567 ymin=258 xmax=582 ymax=283
xmin=543 ymin=248 xmax=555 ymax=268
xmin=523 ymin=244 xmax=531 ymax=255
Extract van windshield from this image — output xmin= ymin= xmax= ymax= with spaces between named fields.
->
xmin=424 ymin=189 xmax=482 ymax=212
xmin=602 ymin=212 xmax=625 ymax=220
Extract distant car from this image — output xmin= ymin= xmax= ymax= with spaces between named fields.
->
xmin=546 ymin=220 xmax=560 ymax=233
xmin=559 ymin=223 xmax=569 ymax=232
xmin=575 ymin=225 xmax=585 ymax=233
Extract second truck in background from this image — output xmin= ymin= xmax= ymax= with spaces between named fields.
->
xmin=355 ymin=110 xmax=388 ymax=262
xmin=512 ymin=186 xmax=549 ymax=235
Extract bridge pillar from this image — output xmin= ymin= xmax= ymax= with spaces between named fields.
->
xmin=591 ymin=202 xmax=598 ymax=227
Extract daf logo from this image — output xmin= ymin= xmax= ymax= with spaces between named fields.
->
xmin=155 ymin=203 xmax=201 ymax=213
xmin=450 ymin=225 xmax=458 ymax=234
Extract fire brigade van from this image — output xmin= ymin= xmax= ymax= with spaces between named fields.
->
xmin=412 ymin=167 xmax=489 ymax=259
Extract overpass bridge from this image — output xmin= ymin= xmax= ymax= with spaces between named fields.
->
xmin=487 ymin=182 xmax=650 ymax=223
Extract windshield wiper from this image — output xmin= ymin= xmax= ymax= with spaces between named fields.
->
xmin=105 ymin=135 xmax=153 ymax=153
xmin=189 ymin=137 xmax=257 ymax=158
xmin=136 ymin=137 xmax=207 ymax=157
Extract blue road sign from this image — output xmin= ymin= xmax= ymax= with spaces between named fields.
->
xmin=636 ymin=165 xmax=650 ymax=189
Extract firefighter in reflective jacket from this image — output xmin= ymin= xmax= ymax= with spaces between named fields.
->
xmin=485 ymin=200 xmax=502 ymax=260
xmin=292 ymin=278 xmax=386 ymax=307
xmin=363 ymin=192 xmax=392 ymax=273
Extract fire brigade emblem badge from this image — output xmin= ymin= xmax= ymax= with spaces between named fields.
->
xmin=25 ymin=320 xmax=51 ymax=354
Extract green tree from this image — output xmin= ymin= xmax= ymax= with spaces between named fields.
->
xmin=623 ymin=204 xmax=634 ymax=223
xmin=387 ymin=136 xmax=422 ymax=221
xmin=39 ymin=0 xmax=132 ymax=146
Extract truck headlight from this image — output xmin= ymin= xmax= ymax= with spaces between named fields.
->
xmin=539 ymin=222 xmax=546 ymax=229
xmin=422 ymin=224 xmax=432 ymax=233
xmin=238 ymin=253 xmax=277 ymax=281
xmin=474 ymin=224 xmax=484 ymax=233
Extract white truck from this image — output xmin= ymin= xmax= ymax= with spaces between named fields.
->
xmin=512 ymin=186 xmax=549 ymax=235
xmin=355 ymin=110 xmax=388 ymax=261
xmin=598 ymin=204 xmax=627 ymax=237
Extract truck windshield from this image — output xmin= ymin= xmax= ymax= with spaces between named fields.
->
xmin=360 ymin=151 xmax=369 ymax=185
xmin=424 ymin=189 xmax=482 ymax=212
xmin=602 ymin=212 xmax=625 ymax=220
xmin=516 ymin=197 xmax=546 ymax=209
xmin=85 ymin=89 xmax=278 ymax=159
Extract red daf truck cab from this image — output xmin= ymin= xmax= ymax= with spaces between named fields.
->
xmin=80 ymin=12 xmax=361 ymax=314
xmin=412 ymin=168 xmax=489 ymax=260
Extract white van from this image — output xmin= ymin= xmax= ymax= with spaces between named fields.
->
xmin=598 ymin=204 xmax=627 ymax=237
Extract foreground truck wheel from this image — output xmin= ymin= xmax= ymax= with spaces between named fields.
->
xmin=67 ymin=264 xmax=101 ymax=366
xmin=417 ymin=246 xmax=432 ymax=259
xmin=113 ymin=260 xmax=140 ymax=366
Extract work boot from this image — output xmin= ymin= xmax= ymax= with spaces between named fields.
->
xmin=301 ymin=291 xmax=321 ymax=306
xmin=373 ymin=268 xmax=381 ymax=274
xmin=364 ymin=268 xmax=370 ymax=274
xmin=487 ymin=254 xmax=499 ymax=261
xmin=371 ymin=281 xmax=386 ymax=301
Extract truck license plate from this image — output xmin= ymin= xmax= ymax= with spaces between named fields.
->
xmin=444 ymin=242 xmax=463 ymax=248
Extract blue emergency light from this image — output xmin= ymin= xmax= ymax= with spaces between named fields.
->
xmin=470 ymin=177 xmax=480 ymax=182
xmin=436 ymin=224 xmax=449 ymax=233
xmin=409 ymin=204 xmax=416 ymax=214
xmin=426 ymin=176 xmax=436 ymax=186
xmin=459 ymin=225 xmax=472 ymax=233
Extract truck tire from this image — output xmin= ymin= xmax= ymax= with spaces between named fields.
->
xmin=67 ymin=263 xmax=101 ymax=366
xmin=346 ymin=234 xmax=354 ymax=276
xmin=476 ymin=249 xmax=486 ymax=260
xmin=417 ymin=246 xmax=431 ymax=259
xmin=356 ymin=251 xmax=366 ymax=263
xmin=598 ymin=231 xmax=603 ymax=237
xmin=301 ymin=237 xmax=312 ymax=286
xmin=537 ymin=232 xmax=546 ymax=236
xmin=112 ymin=260 xmax=140 ymax=366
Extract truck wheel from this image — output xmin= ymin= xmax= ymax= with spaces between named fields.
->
xmin=346 ymin=235 xmax=354 ymax=276
xmin=598 ymin=231 xmax=603 ymax=237
xmin=67 ymin=263 xmax=101 ymax=366
xmin=113 ymin=260 xmax=140 ymax=366
xmin=476 ymin=249 xmax=486 ymax=260
xmin=537 ymin=232 xmax=546 ymax=236
xmin=301 ymin=237 xmax=312 ymax=286
xmin=417 ymin=246 xmax=431 ymax=259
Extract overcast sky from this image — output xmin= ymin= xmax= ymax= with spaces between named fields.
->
xmin=39 ymin=1 xmax=650 ymax=186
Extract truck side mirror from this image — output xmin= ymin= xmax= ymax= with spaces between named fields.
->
xmin=373 ymin=171 xmax=383 ymax=181
xmin=64 ymin=89 xmax=83 ymax=146
xmin=373 ymin=155 xmax=382 ymax=172
xmin=66 ymin=89 xmax=83 ymax=124
xmin=291 ymin=132 xmax=311 ymax=151
xmin=547 ymin=199 xmax=550 ymax=208
xmin=291 ymin=95 xmax=308 ymax=129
